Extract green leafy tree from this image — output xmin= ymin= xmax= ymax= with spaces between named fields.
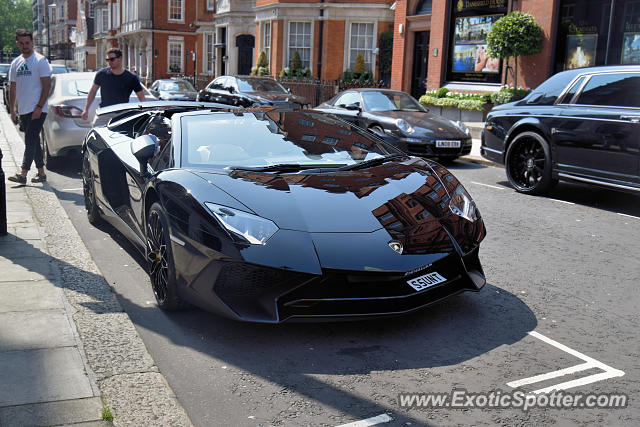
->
xmin=257 ymin=50 xmax=268 ymax=68
xmin=378 ymin=31 xmax=393 ymax=82
xmin=486 ymin=11 xmax=543 ymax=88
xmin=0 ymin=0 xmax=33 ymax=56
xmin=290 ymin=51 xmax=302 ymax=72
xmin=353 ymin=52 xmax=366 ymax=75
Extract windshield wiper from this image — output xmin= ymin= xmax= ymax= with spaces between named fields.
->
xmin=337 ymin=154 xmax=408 ymax=171
xmin=229 ymin=163 xmax=346 ymax=173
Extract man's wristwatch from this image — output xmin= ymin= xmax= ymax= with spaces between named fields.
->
xmin=36 ymin=104 xmax=43 ymax=109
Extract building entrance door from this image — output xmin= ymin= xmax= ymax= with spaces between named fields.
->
xmin=411 ymin=31 xmax=429 ymax=99
xmin=236 ymin=35 xmax=255 ymax=75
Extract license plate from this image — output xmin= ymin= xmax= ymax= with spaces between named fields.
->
xmin=435 ymin=140 xmax=461 ymax=148
xmin=407 ymin=272 xmax=447 ymax=291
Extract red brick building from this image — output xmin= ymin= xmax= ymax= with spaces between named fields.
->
xmin=254 ymin=0 xmax=395 ymax=80
xmin=392 ymin=0 xmax=640 ymax=98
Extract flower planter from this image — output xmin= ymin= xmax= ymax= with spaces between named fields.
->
xmin=425 ymin=104 xmax=493 ymax=123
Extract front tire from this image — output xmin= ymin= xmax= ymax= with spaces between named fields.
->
xmin=146 ymin=202 xmax=185 ymax=311
xmin=82 ymin=151 xmax=102 ymax=225
xmin=505 ymin=131 xmax=557 ymax=195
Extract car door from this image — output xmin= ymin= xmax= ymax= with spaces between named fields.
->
xmin=556 ymin=71 xmax=640 ymax=185
xmin=325 ymin=91 xmax=362 ymax=126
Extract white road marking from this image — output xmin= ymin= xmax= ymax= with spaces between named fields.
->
xmin=336 ymin=413 xmax=392 ymax=427
xmin=507 ymin=331 xmax=624 ymax=394
xmin=470 ymin=181 xmax=504 ymax=190
xmin=547 ymin=198 xmax=575 ymax=205
xmin=617 ymin=212 xmax=640 ymax=220
xmin=61 ymin=187 xmax=83 ymax=191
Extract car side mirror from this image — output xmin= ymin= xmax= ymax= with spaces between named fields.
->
xmin=344 ymin=103 xmax=361 ymax=111
xmin=227 ymin=86 xmax=235 ymax=94
xmin=131 ymin=134 xmax=157 ymax=175
xmin=286 ymin=88 xmax=292 ymax=94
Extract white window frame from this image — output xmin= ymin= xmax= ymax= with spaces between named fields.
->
xmin=260 ymin=21 xmax=271 ymax=66
xmin=347 ymin=22 xmax=376 ymax=72
xmin=168 ymin=38 xmax=184 ymax=73
xmin=113 ymin=2 xmax=120 ymax=28
xmin=206 ymin=0 xmax=214 ymax=11
xmin=205 ymin=33 xmax=215 ymax=73
xmin=168 ymin=0 xmax=184 ymax=22
xmin=286 ymin=21 xmax=312 ymax=71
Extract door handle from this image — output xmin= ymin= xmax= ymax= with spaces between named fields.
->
xmin=620 ymin=115 xmax=640 ymax=123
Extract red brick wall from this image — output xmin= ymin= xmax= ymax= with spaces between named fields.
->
xmin=390 ymin=0 xmax=407 ymax=91
xmin=516 ymin=0 xmax=559 ymax=89
xmin=323 ymin=20 xmax=346 ymax=80
xmin=271 ymin=19 xmax=284 ymax=76
xmin=425 ymin=0 xmax=447 ymax=91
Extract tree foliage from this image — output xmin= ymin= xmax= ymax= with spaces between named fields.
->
xmin=257 ymin=50 xmax=268 ymax=68
xmin=0 ymin=0 xmax=33 ymax=54
xmin=353 ymin=52 xmax=366 ymax=75
xmin=378 ymin=31 xmax=393 ymax=75
xmin=290 ymin=51 xmax=302 ymax=71
xmin=486 ymin=11 xmax=543 ymax=87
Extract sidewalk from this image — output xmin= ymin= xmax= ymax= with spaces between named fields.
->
xmin=0 ymin=110 xmax=191 ymax=426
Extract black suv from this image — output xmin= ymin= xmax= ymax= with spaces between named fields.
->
xmin=481 ymin=65 xmax=640 ymax=194
xmin=197 ymin=75 xmax=309 ymax=109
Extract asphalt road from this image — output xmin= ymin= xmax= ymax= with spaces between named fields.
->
xmin=40 ymin=153 xmax=640 ymax=426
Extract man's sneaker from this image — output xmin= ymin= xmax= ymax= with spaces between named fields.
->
xmin=31 ymin=173 xmax=47 ymax=183
xmin=8 ymin=173 xmax=27 ymax=184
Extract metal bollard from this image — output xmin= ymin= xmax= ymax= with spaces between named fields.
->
xmin=0 ymin=147 xmax=6 ymax=236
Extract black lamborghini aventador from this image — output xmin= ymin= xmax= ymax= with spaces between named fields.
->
xmin=82 ymin=101 xmax=487 ymax=322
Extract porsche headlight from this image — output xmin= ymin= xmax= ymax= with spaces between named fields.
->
xmin=205 ymin=203 xmax=278 ymax=245
xmin=395 ymin=118 xmax=415 ymax=134
xmin=450 ymin=120 xmax=471 ymax=136
xmin=448 ymin=185 xmax=479 ymax=222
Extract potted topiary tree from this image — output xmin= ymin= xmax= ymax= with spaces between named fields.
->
xmin=486 ymin=11 xmax=543 ymax=88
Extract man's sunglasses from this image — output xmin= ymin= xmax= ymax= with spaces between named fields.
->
xmin=105 ymin=56 xmax=120 ymax=62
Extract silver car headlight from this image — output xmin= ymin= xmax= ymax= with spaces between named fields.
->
xmin=451 ymin=120 xmax=471 ymax=136
xmin=448 ymin=185 xmax=479 ymax=222
xmin=395 ymin=118 xmax=415 ymax=134
xmin=205 ymin=203 xmax=278 ymax=245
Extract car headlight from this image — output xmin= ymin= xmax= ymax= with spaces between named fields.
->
xmin=451 ymin=120 xmax=471 ymax=136
xmin=448 ymin=185 xmax=479 ymax=222
xmin=205 ymin=203 xmax=278 ymax=245
xmin=395 ymin=118 xmax=415 ymax=134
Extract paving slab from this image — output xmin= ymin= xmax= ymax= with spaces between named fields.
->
xmin=0 ymin=347 xmax=94 ymax=406
xmin=0 ymin=239 xmax=48 ymax=258
xmin=0 ymin=310 xmax=76 ymax=351
xmin=0 ymin=281 xmax=64 ymax=313
xmin=0 ymin=397 xmax=104 ymax=427
xmin=0 ymin=257 xmax=57 ymax=282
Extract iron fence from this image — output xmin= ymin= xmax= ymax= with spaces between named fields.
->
xmin=278 ymin=78 xmax=338 ymax=107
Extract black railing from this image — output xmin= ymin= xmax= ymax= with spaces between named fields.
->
xmin=278 ymin=78 xmax=338 ymax=107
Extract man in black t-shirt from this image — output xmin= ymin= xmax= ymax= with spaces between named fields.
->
xmin=81 ymin=48 xmax=145 ymax=121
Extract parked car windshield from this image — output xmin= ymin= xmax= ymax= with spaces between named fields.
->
xmin=181 ymin=111 xmax=391 ymax=169
xmin=362 ymin=91 xmax=427 ymax=112
xmin=236 ymin=78 xmax=288 ymax=93
xmin=159 ymin=80 xmax=195 ymax=92
xmin=62 ymin=78 xmax=93 ymax=96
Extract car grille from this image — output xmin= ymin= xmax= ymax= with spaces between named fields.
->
xmin=214 ymin=262 xmax=306 ymax=298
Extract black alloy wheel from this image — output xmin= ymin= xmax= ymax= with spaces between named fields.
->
xmin=82 ymin=151 xmax=101 ymax=224
xmin=505 ymin=131 xmax=557 ymax=195
xmin=146 ymin=202 xmax=185 ymax=310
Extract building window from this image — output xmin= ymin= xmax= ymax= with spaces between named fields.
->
xmin=288 ymin=21 xmax=311 ymax=70
xmin=113 ymin=2 xmax=120 ymax=28
xmin=205 ymin=33 xmax=215 ymax=73
xmin=349 ymin=23 xmax=375 ymax=71
xmin=168 ymin=0 xmax=184 ymax=22
xmin=89 ymin=3 xmax=94 ymax=18
xmin=261 ymin=22 xmax=271 ymax=65
xmin=168 ymin=40 xmax=184 ymax=73
xmin=206 ymin=0 xmax=214 ymax=11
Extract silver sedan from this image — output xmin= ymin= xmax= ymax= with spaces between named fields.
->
xmin=41 ymin=71 xmax=155 ymax=168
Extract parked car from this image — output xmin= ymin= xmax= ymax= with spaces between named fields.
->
xmin=82 ymin=103 xmax=487 ymax=322
xmin=41 ymin=71 xmax=155 ymax=168
xmin=149 ymin=78 xmax=197 ymax=101
xmin=0 ymin=63 xmax=10 ymax=86
xmin=197 ymin=75 xmax=310 ymax=108
xmin=481 ymin=65 xmax=640 ymax=195
xmin=315 ymin=89 xmax=472 ymax=161
xmin=3 ymin=62 xmax=70 ymax=112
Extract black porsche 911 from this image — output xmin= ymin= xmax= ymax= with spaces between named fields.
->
xmin=315 ymin=88 xmax=472 ymax=161
xmin=82 ymin=101 xmax=486 ymax=322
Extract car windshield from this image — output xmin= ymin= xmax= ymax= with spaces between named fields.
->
xmin=159 ymin=80 xmax=194 ymax=91
xmin=62 ymin=78 xmax=93 ymax=96
xmin=361 ymin=91 xmax=427 ymax=112
xmin=181 ymin=111 xmax=394 ymax=169
xmin=236 ymin=78 xmax=288 ymax=93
